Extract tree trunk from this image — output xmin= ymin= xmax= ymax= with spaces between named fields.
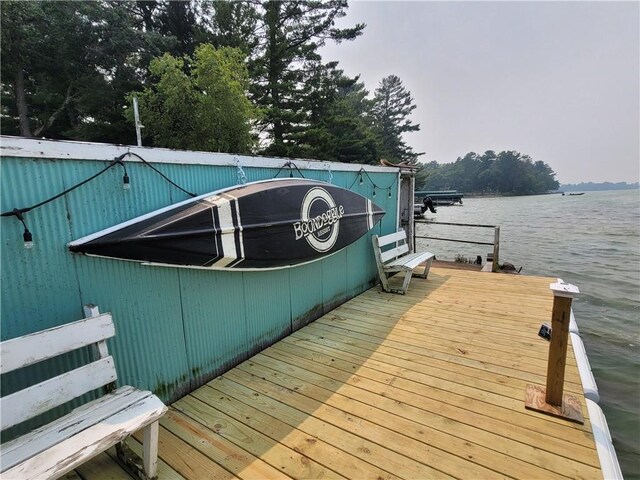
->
xmin=14 ymin=66 xmax=32 ymax=137
xmin=266 ymin=1 xmax=284 ymax=152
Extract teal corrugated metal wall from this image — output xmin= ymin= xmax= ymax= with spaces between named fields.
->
xmin=0 ymin=153 xmax=398 ymax=404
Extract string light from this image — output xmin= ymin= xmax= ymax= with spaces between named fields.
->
xmin=373 ymin=187 xmax=376 ymax=198
xmin=1 ymin=151 xmax=197 ymax=248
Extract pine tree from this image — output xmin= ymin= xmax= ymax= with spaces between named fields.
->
xmin=251 ymin=0 xmax=364 ymax=157
xmin=372 ymin=75 xmax=423 ymax=164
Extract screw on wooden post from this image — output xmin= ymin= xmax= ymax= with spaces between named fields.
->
xmin=525 ymin=281 xmax=584 ymax=424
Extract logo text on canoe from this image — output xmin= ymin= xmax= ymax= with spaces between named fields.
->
xmin=293 ymin=187 xmax=344 ymax=252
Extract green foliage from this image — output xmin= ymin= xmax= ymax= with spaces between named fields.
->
xmin=132 ymin=44 xmax=257 ymax=153
xmin=418 ymin=150 xmax=560 ymax=195
xmin=372 ymin=75 xmax=423 ymax=164
xmin=0 ymin=0 xmax=428 ymax=164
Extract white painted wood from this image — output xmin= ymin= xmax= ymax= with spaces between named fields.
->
xmin=1 ymin=386 xmax=146 ymax=470
xmin=372 ymin=229 xmax=435 ymax=294
xmin=377 ymin=230 xmax=407 ymax=246
xmin=380 ymin=244 xmax=410 ymax=263
xmin=143 ymin=421 xmax=160 ymax=478
xmin=0 ymin=314 xmax=115 ymax=373
xmin=1 ymin=357 xmax=117 ymax=430
xmin=385 ymin=251 xmax=434 ymax=271
xmin=2 ymin=396 xmax=167 ymax=480
xmin=1 ymin=136 xmax=395 ymax=172
xmin=550 ymin=281 xmax=580 ymax=298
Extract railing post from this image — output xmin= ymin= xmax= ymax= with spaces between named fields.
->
xmin=525 ymin=281 xmax=583 ymax=423
xmin=492 ymin=226 xmax=500 ymax=272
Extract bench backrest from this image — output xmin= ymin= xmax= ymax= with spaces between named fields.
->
xmin=0 ymin=314 xmax=116 ymax=431
xmin=373 ymin=230 xmax=410 ymax=264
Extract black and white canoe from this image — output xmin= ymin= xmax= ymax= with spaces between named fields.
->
xmin=68 ymin=178 xmax=385 ymax=270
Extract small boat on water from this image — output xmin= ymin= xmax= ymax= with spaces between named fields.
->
xmin=569 ymin=192 xmax=585 ymax=196
xmin=69 ymin=178 xmax=385 ymax=270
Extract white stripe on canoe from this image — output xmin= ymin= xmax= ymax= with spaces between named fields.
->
xmin=366 ymin=199 xmax=373 ymax=230
xmin=212 ymin=197 xmax=238 ymax=268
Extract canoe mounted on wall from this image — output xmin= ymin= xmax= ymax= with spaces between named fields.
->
xmin=68 ymin=178 xmax=385 ymax=270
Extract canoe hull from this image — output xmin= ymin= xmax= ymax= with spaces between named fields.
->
xmin=69 ymin=179 xmax=385 ymax=270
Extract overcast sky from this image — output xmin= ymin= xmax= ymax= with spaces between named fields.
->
xmin=321 ymin=1 xmax=639 ymax=184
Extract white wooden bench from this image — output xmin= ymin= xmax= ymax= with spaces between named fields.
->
xmin=0 ymin=310 xmax=167 ymax=480
xmin=372 ymin=230 xmax=435 ymax=294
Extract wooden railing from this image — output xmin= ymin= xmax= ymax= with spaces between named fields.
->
xmin=414 ymin=220 xmax=500 ymax=272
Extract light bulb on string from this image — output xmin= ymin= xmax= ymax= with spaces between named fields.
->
xmin=23 ymin=229 xmax=33 ymax=249
xmin=122 ymin=173 xmax=130 ymax=190
xmin=373 ymin=187 xmax=376 ymax=198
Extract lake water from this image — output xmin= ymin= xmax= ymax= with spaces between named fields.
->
xmin=415 ymin=189 xmax=640 ymax=479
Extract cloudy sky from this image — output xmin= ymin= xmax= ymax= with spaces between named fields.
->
xmin=321 ymin=1 xmax=639 ymax=184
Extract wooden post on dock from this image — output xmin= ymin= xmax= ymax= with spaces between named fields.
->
xmin=525 ymin=281 xmax=584 ymax=423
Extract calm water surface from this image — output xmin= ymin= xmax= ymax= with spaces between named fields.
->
xmin=415 ymin=189 xmax=640 ymax=478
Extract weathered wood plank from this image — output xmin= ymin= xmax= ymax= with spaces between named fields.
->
xmin=1 ymin=386 xmax=146 ymax=470
xmin=0 ymin=314 xmax=115 ymax=373
xmin=1 ymin=356 xmax=118 ymax=430
xmin=3 ymin=396 xmax=166 ymax=480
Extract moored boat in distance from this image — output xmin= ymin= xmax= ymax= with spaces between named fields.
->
xmin=415 ymin=190 xmax=464 ymax=206
xmin=69 ymin=178 xmax=385 ymax=270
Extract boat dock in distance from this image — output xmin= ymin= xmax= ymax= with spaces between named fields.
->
xmin=416 ymin=190 xmax=464 ymax=206
xmin=70 ymin=266 xmax=608 ymax=480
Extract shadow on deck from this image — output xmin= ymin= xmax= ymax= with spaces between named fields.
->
xmin=70 ymin=267 xmax=602 ymax=480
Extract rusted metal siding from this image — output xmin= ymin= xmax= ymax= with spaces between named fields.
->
xmin=1 ymin=141 xmax=399 ymax=405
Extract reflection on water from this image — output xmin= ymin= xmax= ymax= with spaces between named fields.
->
xmin=416 ymin=189 xmax=640 ymax=478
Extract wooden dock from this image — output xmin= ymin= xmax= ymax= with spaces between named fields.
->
xmin=68 ymin=267 xmax=602 ymax=480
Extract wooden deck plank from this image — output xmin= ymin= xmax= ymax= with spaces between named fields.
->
xmin=174 ymin=393 xmax=350 ymax=480
xmin=224 ymin=367 xmax=491 ymax=479
xmin=263 ymin=342 xmax=602 ymax=475
xmin=75 ymin=267 xmax=601 ymax=480
xmin=241 ymin=354 xmax=578 ymax=480
xmin=282 ymin=332 xmax=595 ymax=446
xmin=196 ymin=381 xmax=425 ymax=480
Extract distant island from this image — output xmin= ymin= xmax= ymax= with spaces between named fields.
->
xmin=560 ymin=182 xmax=639 ymax=192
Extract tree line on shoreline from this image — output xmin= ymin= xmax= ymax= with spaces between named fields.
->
xmin=417 ymin=150 xmax=560 ymax=196
xmin=1 ymin=1 xmax=421 ymax=165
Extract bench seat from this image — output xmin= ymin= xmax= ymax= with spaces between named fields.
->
xmin=383 ymin=251 xmax=434 ymax=272
xmin=1 ymin=386 xmax=165 ymax=479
